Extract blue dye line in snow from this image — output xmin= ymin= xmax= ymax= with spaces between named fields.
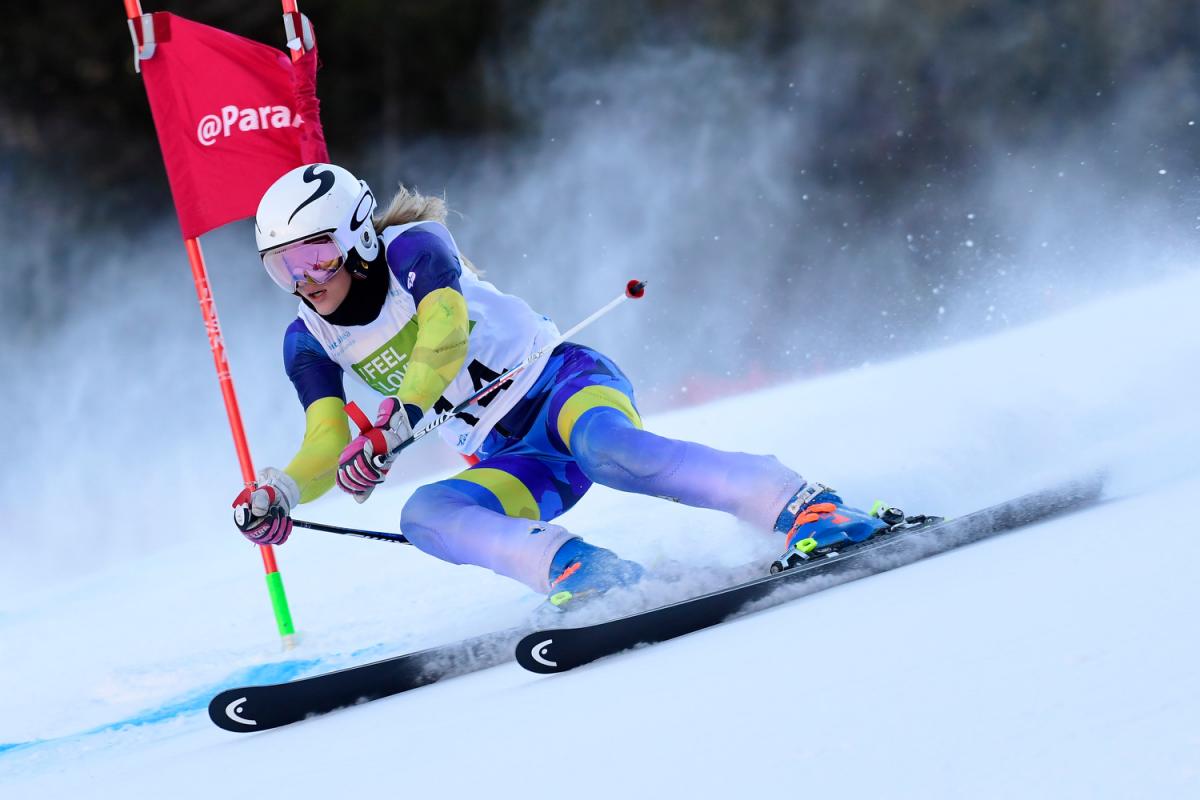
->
xmin=0 ymin=657 xmax=321 ymax=758
xmin=0 ymin=639 xmax=411 ymax=758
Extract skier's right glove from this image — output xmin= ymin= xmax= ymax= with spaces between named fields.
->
xmin=336 ymin=397 xmax=416 ymax=503
xmin=232 ymin=468 xmax=301 ymax=546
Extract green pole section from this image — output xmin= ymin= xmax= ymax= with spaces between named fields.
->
xmin=265 ymin=570 xmax=296 ymax=639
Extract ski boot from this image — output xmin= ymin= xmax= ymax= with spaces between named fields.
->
xmin=770 ymin=483 xmax=894 ymax=574
xmin=546 ymin=539 xmax=646 ymax=610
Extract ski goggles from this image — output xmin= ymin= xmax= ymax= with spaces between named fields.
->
xmin=260 ymin=234 xmax=347 ymax=292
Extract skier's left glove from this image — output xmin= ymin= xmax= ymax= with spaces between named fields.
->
xmin=336 ymin=398 xmax=416 ymax=503
xmin=232 ymin=468 xmax=301 ymax=546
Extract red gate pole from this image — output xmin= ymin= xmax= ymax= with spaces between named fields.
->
xmin=124 ymin=0 xmax=296 ymax=647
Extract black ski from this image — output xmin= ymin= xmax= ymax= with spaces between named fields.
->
xmin=515 ymin=475 xmax=1105 ymax=675
xmin=210 ymin=476 xmax=1103 ymax=730
xmin=209 ymin=625 xmax=525 ymax=732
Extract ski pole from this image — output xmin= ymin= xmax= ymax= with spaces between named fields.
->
xmin=298 ymin=279 xmax=647 ymax=542
xmin=291 ymin=518 xmax=410 ymax=544
xmin=344 ymin=279 xmax=647 ymax=461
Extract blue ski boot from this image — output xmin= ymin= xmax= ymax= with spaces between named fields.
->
xmin=547 ymin=539 xmax=645 ymax=610
xmin=770 ymin=483 xmax=890 ymax=573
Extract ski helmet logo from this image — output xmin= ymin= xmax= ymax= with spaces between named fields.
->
xmin=529 ymin=639 xmax=557 ymax=668
xmin=288 ymin=165 xmax=336 ymax=224
xmin=349 ymin=190 xmax=374 ymax=232
xmin=224 ymin=697 xmax=257 ymax=726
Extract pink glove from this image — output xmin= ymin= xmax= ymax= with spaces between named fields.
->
xmin=232 ymin=468 xmax=300 ymax=545
xmin=336 ymin=398 xmax=415 ymax=503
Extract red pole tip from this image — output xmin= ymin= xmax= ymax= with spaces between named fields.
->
xmin=625 ymin=279 xmax=647 ymax=299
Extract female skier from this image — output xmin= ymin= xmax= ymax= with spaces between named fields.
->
xmin=232 ymin=163 xmax=887 ymax=608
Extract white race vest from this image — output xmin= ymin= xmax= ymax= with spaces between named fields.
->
xmin=296 ymin=221 xmax=560 ymax=454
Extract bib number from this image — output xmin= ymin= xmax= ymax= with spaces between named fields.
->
xmin=431 ymin=358 xmax=514 ymax=427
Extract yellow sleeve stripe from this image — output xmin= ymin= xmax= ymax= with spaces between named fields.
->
xmin=556 ymin=385 xmax=642 ymax=453
xmin=283 ymin=396 xmax=351 ymax=504
xmin=396 ymin=287 xmax=469 ymax=413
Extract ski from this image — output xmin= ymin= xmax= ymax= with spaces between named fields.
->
xmin=515 ymin=475 xmax=1105 ymax=675
xmin=208 ymin=625 xmax=526 ymax=732
xmin=209 ymin=476 xmax=1103 ymax=730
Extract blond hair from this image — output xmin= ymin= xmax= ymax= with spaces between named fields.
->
xmin=374 ymin=184 xmax=480 ymax=274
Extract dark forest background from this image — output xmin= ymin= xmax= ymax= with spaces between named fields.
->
xmin=5 ymin=2 xmax=1198 ymax=225
xmin=3 ymin=1 xmax=1199 ymax=404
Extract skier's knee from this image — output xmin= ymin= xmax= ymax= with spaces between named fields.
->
xmin=571 ymin=409 xmax=684 ymax=490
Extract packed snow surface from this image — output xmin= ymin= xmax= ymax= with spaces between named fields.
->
xmin=2 ymin=271 xmax=1199 ymax=798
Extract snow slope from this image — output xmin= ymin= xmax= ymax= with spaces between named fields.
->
xmin=1 ymin=271 xmax=1198 ymax=799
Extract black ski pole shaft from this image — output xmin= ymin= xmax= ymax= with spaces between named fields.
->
xmin=292 ymin=518 xmax=411 ymax=544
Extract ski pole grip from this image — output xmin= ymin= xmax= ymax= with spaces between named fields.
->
xmin=625 ymin=279 xmax=647 ymax=299
xmin=345 ymin=401 xmax=372 ymax=433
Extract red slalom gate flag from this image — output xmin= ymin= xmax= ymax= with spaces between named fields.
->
xmin=137 ymin=12 xmax=329 ymax=238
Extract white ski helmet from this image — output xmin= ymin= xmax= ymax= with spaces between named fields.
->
xmin=255 ymin=163 xmax=380 ymax=291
